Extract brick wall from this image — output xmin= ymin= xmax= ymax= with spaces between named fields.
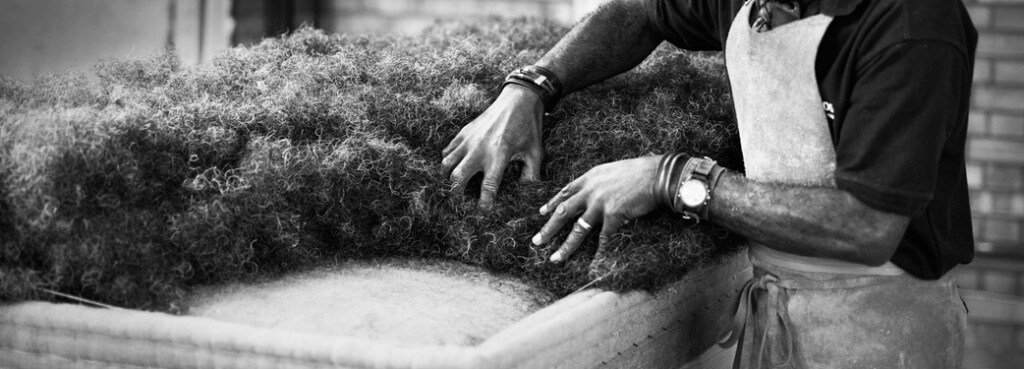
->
xmin=965 ymin=0 xmax=1024 ymax=258
xmin=955 ymin=0 xmax=1024 ymax=289
xmin=951 ymin=3 xmax=1024 ymax=368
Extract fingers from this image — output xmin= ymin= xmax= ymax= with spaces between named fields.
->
xmin=477 ymin=162 xmax=506 ymax=212
xmin=448 ymin=159 xmax=476 ymax=195
xmin=444 ymin=146 xmax=509 ymax=213
xmin=597 ymin=214 xmax=630 ymax=255
xmin=516 ymin=151 xmax=542 ymax=182
xmin=531 ymin=185 xmax=602 ymax=263
xmin=539 ymin=178 xmax=581 ymax=216
xmin=549 ymin=213 xmax=599 ymax=263
xmin=440 ymin=144 xmax=464 ymax=178
xmin=531 ymin=180 xmax=633 ymax=263
xmin=532 ymin=194 xmax=583 ymax=247
xmin=441 ymin=135 xmax=463 ymax=158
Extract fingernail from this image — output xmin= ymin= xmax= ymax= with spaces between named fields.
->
xmin=549 ymin=251 xmax=563 ymax=263
xmin=531 ymin=233 xmax=543 ymax=245
xmin=557 ymin=203 xmax=566 ymax=214
xmin=539 ymin=205 xmax=548 ymax=214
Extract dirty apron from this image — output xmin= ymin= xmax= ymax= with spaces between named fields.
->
xmin=717 ymin=1 xmax=967 ymax=368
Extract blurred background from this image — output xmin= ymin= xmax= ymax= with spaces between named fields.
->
xmin=0 ymin=0 xmax=605 ymax=79
xmin=1 ymin=0 xmax=1022 ymax=368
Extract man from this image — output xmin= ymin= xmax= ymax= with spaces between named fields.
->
xmin=441 ymin=0 xmax=976 ymax=367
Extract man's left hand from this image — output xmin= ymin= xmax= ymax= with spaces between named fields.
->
xmin=532 ymin=155 xmax=663 ymax=263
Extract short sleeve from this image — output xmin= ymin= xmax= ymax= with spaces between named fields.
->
xmin=834 ymin=40 xmax=971 ymax=216
xmin=645 ymin=0 xmax=734 ymax=51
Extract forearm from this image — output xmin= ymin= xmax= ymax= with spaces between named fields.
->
xmin=709 ymin=171 xmax=909 ymax=266
xmin=536 ymin=0 xmax=663 ymax=94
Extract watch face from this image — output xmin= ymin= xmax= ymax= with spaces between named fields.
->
xmin=680 ymin=180 xmax=708 ymax=207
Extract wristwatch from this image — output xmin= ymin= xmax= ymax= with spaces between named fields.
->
xmin=676 ymin=157 xmax=717 ymax=222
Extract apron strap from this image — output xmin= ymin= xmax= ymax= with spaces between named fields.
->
xmin=718 ymin=274 xmax=798 ymax=369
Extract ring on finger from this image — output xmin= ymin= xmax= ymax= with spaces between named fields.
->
xmin=575 ymin=217 xmax=592 ymax=231
xmin=549 ymin=217 xmax=594 ymax=263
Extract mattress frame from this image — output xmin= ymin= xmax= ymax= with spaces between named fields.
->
xmin=0 ymin=252 xmax=750 ymax=369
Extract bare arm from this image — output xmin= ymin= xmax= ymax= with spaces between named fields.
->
xmin=709 ymin=172 xmax=910 ymax=266
xmin=537 ymin=0 xmax=664 ymax=94
xmin=533 ymin=159 xmax=910 ymax=267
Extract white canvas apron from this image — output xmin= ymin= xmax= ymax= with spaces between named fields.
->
xmin=719 ymin=1 xmax=967 ymax=368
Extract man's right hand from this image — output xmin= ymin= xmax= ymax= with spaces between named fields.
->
xmin=441 ymin=84 xmax=546 ymax=212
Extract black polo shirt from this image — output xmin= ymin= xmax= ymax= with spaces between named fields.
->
xmin=645 ymin=0 xmax=977 ymax=279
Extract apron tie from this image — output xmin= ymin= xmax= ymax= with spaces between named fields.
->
xmin=718 ymin=273 xmax=797 ymax=369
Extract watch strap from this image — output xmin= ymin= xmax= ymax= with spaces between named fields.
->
xmin=692 ymin=156 xmax=716 ymax=182
xmin=703 ymin=164 xmax=727 ymax=221
xmin=671 ymin=157 xmax=700 ymax=212
xmin=674 ymin=157 xmax=721 ymax=221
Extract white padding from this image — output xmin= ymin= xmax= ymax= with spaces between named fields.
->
xmin=0 ymin=253 xmax=750 ymax=369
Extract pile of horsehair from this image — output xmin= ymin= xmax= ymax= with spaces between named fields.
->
xmin=0 ymin=18 xmax=744 ymax=313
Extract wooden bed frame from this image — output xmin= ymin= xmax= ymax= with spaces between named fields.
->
xmin=0 ymin=252 xmax=750 ymax=369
